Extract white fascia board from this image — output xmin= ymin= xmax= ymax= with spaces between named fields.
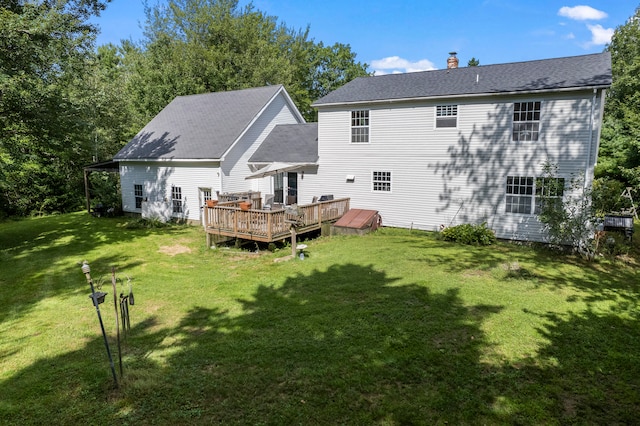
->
xmin=220 ymin=85 xmax=305 ymax=162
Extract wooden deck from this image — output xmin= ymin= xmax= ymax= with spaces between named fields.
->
xmin=204 ymin=198 xmax=350 ymax=245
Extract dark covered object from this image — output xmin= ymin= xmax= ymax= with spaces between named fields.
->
xmin=604 ymin=215 xmax=634 ymax=241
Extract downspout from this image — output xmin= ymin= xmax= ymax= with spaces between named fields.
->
xmin=584 ymin=88 xmax=597 ymax=192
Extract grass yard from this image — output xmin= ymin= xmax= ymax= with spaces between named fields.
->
xmin=1 ymin=212 xmax=639 ymax=425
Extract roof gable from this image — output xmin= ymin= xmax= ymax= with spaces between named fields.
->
xmin=249 ymin=123 xmax=318 ymax=164
xmin=115 ymin=85 xmax=290 ymax=160
xmin=313 ymin=52 xmax=612 ymax=106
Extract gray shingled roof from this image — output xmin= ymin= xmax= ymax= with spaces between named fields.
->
xmin=313 ymin=52 xmax=611 ymax=106
xmin=115 ymin=85 xmax=285 ymax=160
xmin=249 ymin=123 xmax=318 ymax=164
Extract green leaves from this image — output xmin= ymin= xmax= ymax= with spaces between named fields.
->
xmin=600 ymin=6 xmax=640 ymax=190
xmin=0 ymin=1 xmax=110 ymax=216
xmin=128 ymin=0 xmax=369 ymax=122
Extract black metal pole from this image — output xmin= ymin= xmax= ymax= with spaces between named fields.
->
xmin=83 ymin=264 xmax=118 ymax=388
xmin=111 ymin=267 xmax=123 ymax=377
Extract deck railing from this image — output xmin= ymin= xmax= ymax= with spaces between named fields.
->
xmin=216 ymin=191 xmax=262 ymax=209
xmin=204 ymin=198 xmax=350 ymax=242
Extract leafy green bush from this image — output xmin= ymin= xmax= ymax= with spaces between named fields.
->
xmin=441 ymin=223 xmax=496 ymax=245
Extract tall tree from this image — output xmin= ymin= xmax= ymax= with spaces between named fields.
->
xmin=125 ymin=0 xmax=368 ymax=123
xmin=597 ymin=6 xmax=640 ymax=193
xmin=467 ymin=57 xmax=480 ymax=67
xmin=0 ymin=0 xmax=109 ymax=216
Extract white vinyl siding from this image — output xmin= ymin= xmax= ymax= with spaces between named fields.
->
xmin=307 ymin=89 xmax=603 ymax=242
xmin=118 ymin=90 xmax=303 ymax=222
xmin=119 ymin=162 xmax=221 ymax=221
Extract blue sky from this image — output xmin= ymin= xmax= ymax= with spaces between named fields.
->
xmin=93 ymin=1 xmax=637 ymax=74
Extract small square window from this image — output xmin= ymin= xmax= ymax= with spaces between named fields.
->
xmin=373 ymin=171 xmax=391 ymax=192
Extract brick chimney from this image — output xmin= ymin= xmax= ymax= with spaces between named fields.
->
xmin=447 ymin=52 xmax=459 ymax=69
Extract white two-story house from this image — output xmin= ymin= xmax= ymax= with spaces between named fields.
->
xmin=113 ymin=52 xmax=611 ymax=242
xmin=298 ymin=52 xmax=611 ymax=241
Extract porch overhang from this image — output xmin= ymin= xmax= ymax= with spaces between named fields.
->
xmin=245 ymin=162 xmax=316 ymax=180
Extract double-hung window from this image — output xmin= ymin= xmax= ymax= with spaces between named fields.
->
xmin=505 ymin=176 xmax=534 ymax=214
xmin=171 ymin=186 xmax=183 ymax=214
xmin=505 ymin=176 xmax=565 ymax=214
xmin=134 ymin=184 xmax=144 ymax=209
xmin=351 ymin=110 xmax=369 ymax=143
xmin=512 ymin=101 xmax=541 ymax=141
xmin=534 ymin=177 xmax=565 ymax=214
xmin=436 ymin=105 xmax=458 ymax=128
xmin=372 ymin=171 xmax=391 ymax=192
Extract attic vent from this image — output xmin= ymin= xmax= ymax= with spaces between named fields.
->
xmin=447 ymin=52 xmax=459 ymax=69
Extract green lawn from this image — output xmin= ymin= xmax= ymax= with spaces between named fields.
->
xmin=1 ymin=212 xmax=639 ymax=424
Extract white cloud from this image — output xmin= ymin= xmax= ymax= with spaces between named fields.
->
xmin=558 ymin=5 xmax=607 ymax=21
xmin=370 ymin=56 xmax=437 ymax=75
xmin=564 ymin=32 xmax=576 ymax=40
xmin=586 ymin=24 xmax=614 ymax=45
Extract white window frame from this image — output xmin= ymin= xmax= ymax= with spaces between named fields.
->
xmin=372 ymin=171 xmax=392 ymax=192
xmin=134 ymin=184 xmax=144 ymax=210
xmin=505 ymin=175 xmax=565 ymax=215
xmin=512 ymin=101 xmax=541 ymax=142
xmin=351 ymin=110 xmax=370 ymax=143
xmin=200 ymin=187 xmax=212 ymax=205
xmin=171 ymin=186 xmax=183 ymax=214
xmin=534 ymin=177 xmax=565 ymax=214
xmin=435 ymin=104 xmax=458 ymax=128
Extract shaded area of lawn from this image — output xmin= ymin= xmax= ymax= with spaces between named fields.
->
xmin=3 ymin=259 xmax=640 ymax=424
xmin=0 ymin=213 xmax=186 ymax=325
xmin=2 ymin=216 xmax=640 ymax=424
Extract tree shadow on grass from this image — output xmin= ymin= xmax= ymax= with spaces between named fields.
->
xmin=0 ymin=263 xmax=502 ymax=424
xmin=500 ymin=308 xmax=640 ymax=424
xmin=400 ymin=230 xmax=640 ymax=309
xmin=2 ymin=263 xmax=639 ymax=424
xmin=0 ymin=212 xmax=186 ymax=325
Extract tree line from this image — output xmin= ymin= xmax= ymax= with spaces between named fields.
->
xmin=0 ymin=0 xmax=369 ymax=216
xmin=0 ymin=1 xmax=638 ymax=217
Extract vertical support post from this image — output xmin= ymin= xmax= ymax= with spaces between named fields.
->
xmin=84 ymin=169 xmax=91 ymax=214
xmin=82 ymin=262 xmax=118 ymax=388
xmin=291 ymin=226 xmax=297 ymax=258
xmin=111 ymin=267 xmax=123 ymax=377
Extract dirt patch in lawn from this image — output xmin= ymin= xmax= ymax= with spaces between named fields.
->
xmin=158 ymin=244 xmax=192 ymax=256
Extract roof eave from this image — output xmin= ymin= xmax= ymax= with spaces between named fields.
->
xmin=114 ymin=158 xmax=222 ymax=163
xmin=312 ymin=84 xmax=611 ymax=108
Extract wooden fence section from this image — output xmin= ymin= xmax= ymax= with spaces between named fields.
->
xmin=204 ymin=198 xmax=350 ymax=244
